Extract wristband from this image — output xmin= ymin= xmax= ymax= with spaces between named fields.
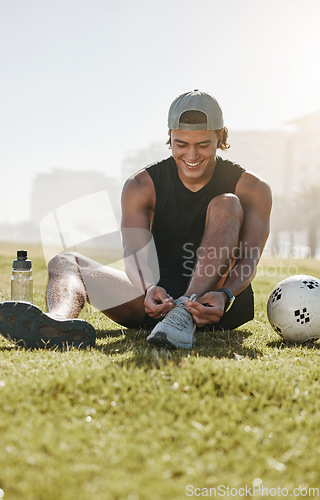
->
xmin=216 ymin=288 xmax=235 ymax=312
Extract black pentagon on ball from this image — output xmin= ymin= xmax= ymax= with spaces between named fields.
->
xmin=303 ymin=280 xmax=319 ymax=289
xmin=271 ymin=287 xmax=282 ymax=303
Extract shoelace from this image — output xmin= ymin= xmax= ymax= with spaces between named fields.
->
xmin=162 ymin=294 xmax=197 ymax=331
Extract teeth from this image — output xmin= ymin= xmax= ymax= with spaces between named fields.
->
xmin=185 ymin=161 xmax=200 ymax=166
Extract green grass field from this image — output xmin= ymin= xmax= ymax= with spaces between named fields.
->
xmin=1 ymin=246 xmax=320 ymax=500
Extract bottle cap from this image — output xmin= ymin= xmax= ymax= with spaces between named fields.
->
xmin=13 ymin=250 xmax=32 ymax=270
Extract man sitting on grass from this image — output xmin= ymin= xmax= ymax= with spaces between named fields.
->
xmin=0 ymin=90 xmax=272 ymax=349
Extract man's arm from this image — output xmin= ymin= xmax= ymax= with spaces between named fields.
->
xmin=187 ymin=172 xmax=272 ymax=326
xmin=224 ymin=171 xmax=272 ymax=295
xmin=121 ymin=170 xmax=175 ymax=318
xmin=121 ymin=170 xmax=155 ymax=290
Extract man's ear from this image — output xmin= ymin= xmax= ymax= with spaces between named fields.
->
xmin=166 ymin=130 xmax=172 ymax=148
xmin=216 ymin=130 xmax=221 ymax=148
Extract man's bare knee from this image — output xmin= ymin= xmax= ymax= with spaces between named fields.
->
xmin=206 ymin=193 xmax=243 ymax=223
xmin=48 ymin=252 xmax=80 ymax=277
xmin=46 ymin=252 xmax=87 ymax=314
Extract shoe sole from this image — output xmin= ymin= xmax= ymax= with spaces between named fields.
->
xmin=0 ymin=301 xmax=96 ymax=349
xmin=147 ymin=331 xmax=192 ymax=349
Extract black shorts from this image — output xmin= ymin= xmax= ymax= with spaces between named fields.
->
xmin=140 ymin=282 xmax=254 ymax=331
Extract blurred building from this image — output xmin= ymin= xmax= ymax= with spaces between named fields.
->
xmin=120 ymin=141 xmax=170 ymax=183
xmin=223 ymin=111 xmax=320 ymax=195
xmin=30 ymin=168 xmax=121 ymax=225
xmin=220 ymin=129 xmax=289 ymax=195
xmin=285 ymin=110 xmax=320 ymax=193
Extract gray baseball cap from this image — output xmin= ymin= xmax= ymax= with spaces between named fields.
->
xmin=168 ymin=90 xmax=224 ymax=131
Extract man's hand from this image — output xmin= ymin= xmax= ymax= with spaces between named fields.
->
xmin=185 ymin=292 xmax=227 ymax=327
xmin=144 ymin=286 xmax=175 ymax=319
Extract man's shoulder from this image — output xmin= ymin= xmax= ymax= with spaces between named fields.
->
xmin=217 ymin=156 xmax=270 ymax=197
xmin=235 ymin=170 xmax=272 ymax=205
xmin=121 ymin=167 xmax=157 ymax=211
xmin=237 ymin=170 xmax=270 ymax=189
xmin=123 ymin=156 xmax=173 ymax=186
xmin=123 ymin=169 xmax=153 ymax=192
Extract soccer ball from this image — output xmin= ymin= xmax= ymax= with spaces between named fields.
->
xmin=267 ymin=275 xmax=320 ymax=342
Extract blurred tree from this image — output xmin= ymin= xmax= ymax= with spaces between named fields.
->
xmin=270 ymin=195 xmax=296 ymax=256
xmin=292 ymin=185 xmax=320 ymax=258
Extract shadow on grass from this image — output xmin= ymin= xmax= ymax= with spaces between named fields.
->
xmin=267 ymin=338 xmax=320 ymax=350
xmin=0 ymin=325 xmax=261 ymax=364
xmin=94 ymin=325 xmax=261 ymax=368
xmin=96 ymin=327 xmax=127 ymax=339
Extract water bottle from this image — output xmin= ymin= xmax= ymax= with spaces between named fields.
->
xmin=11 ymin=250 xmax=33 ymax=303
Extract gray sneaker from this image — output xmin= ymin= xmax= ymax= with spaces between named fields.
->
xmin=147 ymin=294 xmax=197 ymax=349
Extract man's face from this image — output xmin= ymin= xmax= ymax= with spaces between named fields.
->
xmin=170 ymin=129 xmax=218 ymax=185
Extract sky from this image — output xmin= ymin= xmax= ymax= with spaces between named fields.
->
xmin=1 ymin=0 xmax=320 ymax=225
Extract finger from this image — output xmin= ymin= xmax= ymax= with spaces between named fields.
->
xmin=147 ymin=308 xmax=166 ymax=318
xmin=197 ymin=293 xmax=213 ymax=303
xmin=155 ymin=288 xmax=170 ymax=300
xmin=187 ymin=302 xmax=213 ymax=314
xmin=145 ymin=293 xmax=168 ymax=307
xmin=190 ymin=307 xmax=222 ymax=324
xmin=159 ymin=302 xmax=175 ymax=314
xmin=185 ymin=300 xmax=200 ymax=310
xmin=150 ymin=310 xmax=167 ymax=319
xmin=146 ymin=287 xmax=167 ymax=301
xmin=193 ymin=314 xmax=219 ymax=327
xmin=145 ymin=301 xmax=174 ymax=317
xmin=197 ymin=297 xmax=216 ymax=307
xmin=192 ymin=314 xmax=211 ymax=327
xmin=186 ymin=298 xmax=213 ymax=308
xmin=165 ymin=296 xmax=174 ymax=304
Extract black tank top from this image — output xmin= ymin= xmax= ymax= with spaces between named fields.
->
xmin=146 ymin=155 xmax=245 ymax=293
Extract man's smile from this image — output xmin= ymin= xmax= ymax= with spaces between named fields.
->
xmin=183 ymin=160 xmax=202 ymax=168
